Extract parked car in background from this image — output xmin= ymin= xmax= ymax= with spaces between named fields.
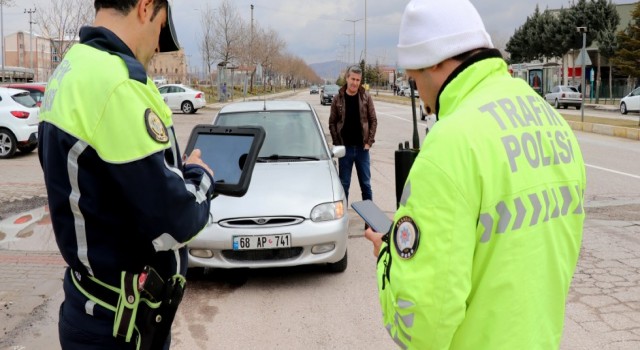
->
xmin=419 ymin=98 xmax=437 ymax=131
xmin=619 ymin=86 xmax=640 ymax=114
xmin=0 ymin=87 xmax=39 ymax=159
xmin=309 ymin=85 xmax=319 ymax=94
xmin=544 ymin=85 xmax=582 ymax=109
xmin=320 ymin=84 xmax=340 ymax=105
xmin=4 ymin=82 xmax=46 ymax=107
xmin=399 ymin=85 xmax=420 ymax=98
xmin=187 ymin=100 xmax=349 ymax=272
xmin=158 ymin=84 xmax=206 ymax=114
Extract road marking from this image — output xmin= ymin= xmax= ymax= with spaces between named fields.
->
xmin=586 ymin=163 xmax=640 ymax=180
xmin=377 ymin=111 xmax=428 ymax=124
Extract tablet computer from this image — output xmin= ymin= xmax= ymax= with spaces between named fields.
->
xmin=351 ymin=200 xmax=393 ymax=234
xmin=184 ymin=124 xmax=265 ymax=197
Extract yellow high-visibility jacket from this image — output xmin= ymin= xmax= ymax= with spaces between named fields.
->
xmin=377 ymin=51 xmax=586 ymax=350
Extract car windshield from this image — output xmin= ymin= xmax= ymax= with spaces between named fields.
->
xmin=12 ymin=92 xmax=37 ymax=108
xmin=324 ymin=85 xmax=339 ymax=93
xmin=215 ymin=110 xmax=328 ymax=161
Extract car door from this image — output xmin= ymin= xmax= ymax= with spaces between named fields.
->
xmin=169 ymin=86 xmax=187 ymax=109
xmin=627 ymin=87 xmax=640 ymax=112
xmin=158 ymin=86 xmax=172 ymax=108
xmin=546 ymin=86 xmax=559 ymax=103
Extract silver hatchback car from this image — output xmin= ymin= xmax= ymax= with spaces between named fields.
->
xmin=187 ymin=100 xmax=349 ymax=272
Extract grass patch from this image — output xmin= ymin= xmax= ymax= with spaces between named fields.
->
xmin=560 ymin=113 xmax=640 ymax=129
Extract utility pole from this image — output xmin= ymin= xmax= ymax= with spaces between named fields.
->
xmin=25 ymin=7 xmax=36 ymax=79
xmin=577 ymin=26 xmax=587 ymax=123
xmin=364 ymin=0 xmax=367 ymax=84
xmin=344 ymin=18 xmax=361 ymax=65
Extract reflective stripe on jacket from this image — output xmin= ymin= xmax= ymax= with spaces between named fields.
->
xmin=376 ymin=52 xmax=586 ymax=349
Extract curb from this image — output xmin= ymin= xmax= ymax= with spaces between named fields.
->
xmin=567 ymin=121 xmax=640 ymax=140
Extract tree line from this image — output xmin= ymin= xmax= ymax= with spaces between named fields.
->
xmin=505 ymin=0 xmax=640 ymax=99
xmin=198 ymin=0 xmax=321 ymax=91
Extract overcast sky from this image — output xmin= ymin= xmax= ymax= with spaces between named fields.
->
xmin=4 ymin=0 xmax=638 ymax=68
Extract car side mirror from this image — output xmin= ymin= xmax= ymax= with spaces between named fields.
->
xmin=331 ymin=145 xmax=346 ymax=158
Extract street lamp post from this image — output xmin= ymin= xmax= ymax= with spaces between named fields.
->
xmin=577 ymin=26 xmax=587 ymax=123
xmin=1 ymin=2 xmax=5 ymax=83
xmin=344 ymin=18 xmax=362 ymax=65
xmin=364 ymin=0 xmax=367 ymax=84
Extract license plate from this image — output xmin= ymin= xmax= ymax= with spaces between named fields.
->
xmin=233 ymin=234 xmax=291 ymax=250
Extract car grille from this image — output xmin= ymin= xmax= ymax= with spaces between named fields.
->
xmin=219 ymin=216 xmax=304 ymax=228
xmin=221 ymin=247 xmax=303 ymax=261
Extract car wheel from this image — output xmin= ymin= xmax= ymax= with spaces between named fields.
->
xmin=0 ymin=129 xmax=18 ymax=159
xmin=326 ymin=250 xmax=348 ymax=273
xmin=181 ymin=101 xmax=194 ymax=114
xmin=575 ymin=104 xmax=581 ymax=110
xmin=18 ymin=144 xmax=37 ymax=154
xmin=554 ymin=99 xmax=560 ymax=109
xmin=420 ymin=105 xmax=426 ymax=120
xmin=620 ymin=102 xmax=628 ymax=115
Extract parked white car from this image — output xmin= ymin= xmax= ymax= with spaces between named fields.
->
xmin=544 ymin=85 xmax=582 ymax=109
xmin=158 ymin=84 xmax=206 ymax=114
xmin=620 ymin=86 xmax=640 ymax=114
xmin=0 ymin=87 xmax=39 ymax=159
xmin=188 ymin=100 xmax=350 ymax=272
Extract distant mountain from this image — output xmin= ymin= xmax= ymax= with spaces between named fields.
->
xmin=309 ymin=60 xmax=348 ymax=83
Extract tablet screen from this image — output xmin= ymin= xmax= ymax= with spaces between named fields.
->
xmin=185 ymin=125 xmax=265 ymax=197
xmin=192 ymin=133 xmax=254 ymax=186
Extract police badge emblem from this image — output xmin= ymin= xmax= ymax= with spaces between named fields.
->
xmin=394 ymin=216 xmax=419 ymax=259
xmin=144 ymin=108 xmax=169 ymax=143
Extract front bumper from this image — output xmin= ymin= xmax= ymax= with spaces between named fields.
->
xmin=188 ymin=215 xmax=349 ymax=269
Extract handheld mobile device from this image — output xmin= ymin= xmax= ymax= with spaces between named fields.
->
xmin=351 ymin=200 xmax=393 ymax=234
xmin=138 ymin=265 xmax=164 ymax=302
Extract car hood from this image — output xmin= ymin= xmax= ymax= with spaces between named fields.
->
xmin=208 ymin=161 xmax=342 ymax=221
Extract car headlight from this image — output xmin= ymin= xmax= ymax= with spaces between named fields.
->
xmin=310 ymin=201 xmax=344 ymax=222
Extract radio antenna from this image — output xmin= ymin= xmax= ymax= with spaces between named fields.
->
xmin=409 ymin=81 xmax=419 ymax=149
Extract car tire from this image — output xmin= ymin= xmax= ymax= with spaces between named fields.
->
xmin=326 ymin=250 xmax=348 ymax=273
xmin=18 ymin=144 xmax=37 ymax=154
xmin=575 ymin=104 xmax=581 ymax=110
xmin=554 ymin=99 xmax=560 ymax=109
xmin=620 ymin=102 xmax=628 ymax=115
xmin=420 ymin=105 xmax=426 ymax=120
xmin=181 ymin=101 xmax=194 ymax=114
xmin=0 ymin=128 xmax=17 ymax=159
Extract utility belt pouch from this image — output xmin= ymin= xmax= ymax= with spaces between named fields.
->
xmin=133 ymin=269 xmax=186 ymax=350
xmin=113 ymin=271 xmax=140 ymax=342
xmin=146 ymin=274 xmax=187 ymax=349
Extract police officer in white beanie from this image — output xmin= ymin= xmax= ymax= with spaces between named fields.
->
xmin=364 ymin=0 xmax=587 ymax=349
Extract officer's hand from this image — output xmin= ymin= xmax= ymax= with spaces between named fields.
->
xmin=185 ymin=149 xmax=214 ymax=177
xmin=364 ymin=227 xmax=384 ymax=258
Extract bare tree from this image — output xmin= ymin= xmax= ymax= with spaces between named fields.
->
xmin=35 ymin=0 xmax=93 ymax=62
xmin=213 ymin=0 xmax=245 ymax=65
xmin=252 ymin=27 xmax=285 ymax=91
xmin=198 ymin=4 xmax=216 ymax=82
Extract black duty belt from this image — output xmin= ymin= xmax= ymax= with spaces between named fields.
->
xmin=70 ymin=269 xmax=120 ymax=308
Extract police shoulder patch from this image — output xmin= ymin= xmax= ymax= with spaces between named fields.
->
xmin=394 ymin=216 xmax=420 ymax=259
xmin=144 ymin=108 xmax=169 ymax=143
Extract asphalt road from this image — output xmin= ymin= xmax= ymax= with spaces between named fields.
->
xmin=1 ymin=90 xmax=639 ymax=349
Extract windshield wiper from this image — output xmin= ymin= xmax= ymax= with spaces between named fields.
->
xmin=257 ymin=154 xmax=320 ymax=162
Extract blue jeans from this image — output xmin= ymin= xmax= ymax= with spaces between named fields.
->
xmin=338 ymin=145 xmax=372 ymax=202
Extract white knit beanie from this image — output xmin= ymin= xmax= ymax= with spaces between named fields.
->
xmin=397 ymin=0 xmax=494 ymax=69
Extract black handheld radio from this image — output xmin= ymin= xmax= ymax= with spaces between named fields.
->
xmin=394 ymin=79 xmax=421 ymax=208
